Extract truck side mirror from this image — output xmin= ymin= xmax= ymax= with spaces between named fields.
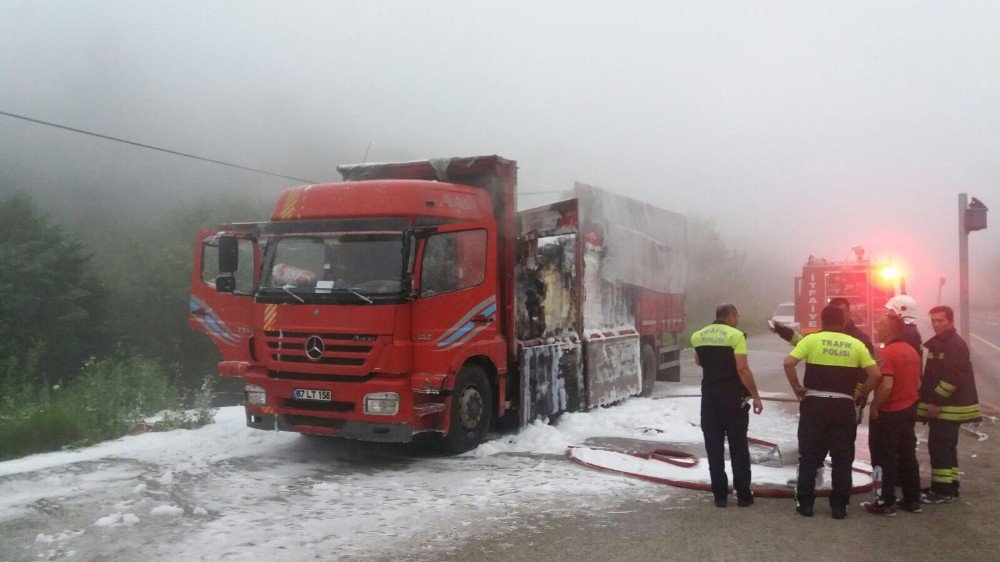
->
xmin=218 ymin=235 xmax=239 ymax=273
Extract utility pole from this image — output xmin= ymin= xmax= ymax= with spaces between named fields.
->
xmin=958 ymin=194 xmax=989 ymax=341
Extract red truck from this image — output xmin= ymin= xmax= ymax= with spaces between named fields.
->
xmin=794 ymin=247 xmax=902 ymax=343
xmin=189 ymin=156 xmax=687 ymax=452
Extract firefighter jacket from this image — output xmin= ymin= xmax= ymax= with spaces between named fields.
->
xmin=691 ymin=321 xmax=749 ymax=394
xmin=918 ymin=329 xmax=981 ymax=423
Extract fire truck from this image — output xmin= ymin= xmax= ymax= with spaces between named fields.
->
xmin=794 ymin=247 xmax=902 ymax=342
xmin=189 ymin=156 xmax=687 ymax=452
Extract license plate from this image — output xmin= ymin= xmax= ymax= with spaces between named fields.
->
xmin=293 ymin=388 xmax=332 ymax=402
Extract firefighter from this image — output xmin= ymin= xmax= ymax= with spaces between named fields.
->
xmin=885 ymin=294 xmax=923 ymax=359
xmin=691 ymin=304 xmax=764 ymax=508
xmin=783 ymin=304 xmax=881 ymax=519
xmin=861 ymin=314 xmax=923 ymax=516
xmin=918 ymin=305 xmax=981 ymax=504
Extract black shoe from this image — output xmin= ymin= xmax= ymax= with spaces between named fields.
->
xmin=861 ymin=501 xmax=898 ymax=517
xmin=832 ymin=506 xmax=847 ymax=519
xmin=899 ymin=501 xmax=923 ymax=513
xmin=737 ymin=495 xmax=754 ymax=508
xmin=714 ymin=497 xmax=728 ymax=507
xmin=796 ymin=505 xmax=813 ymax=517
xmin=919 ymin=489 xmax=954 ymax=504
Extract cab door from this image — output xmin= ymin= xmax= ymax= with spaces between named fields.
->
xmin=188 ymin=230 xmax=258 ymax=362
xmin=411 ymin=222 xmax=500 ymax=378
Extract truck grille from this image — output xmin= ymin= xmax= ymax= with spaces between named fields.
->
xmin=262 ymin=331 xmax=379 ymax=371
xmin=273 ymin=355 xmax=365 ymax=366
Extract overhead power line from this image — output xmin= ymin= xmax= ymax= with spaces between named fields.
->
xmin=0 ymin=110 xmax=318 ymax=184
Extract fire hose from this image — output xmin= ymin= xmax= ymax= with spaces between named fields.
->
xmin=566 ymin=394 xmax=875 ymax=498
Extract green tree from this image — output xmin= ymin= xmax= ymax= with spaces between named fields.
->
xmin=0 ymin=193 xmax=109 ymax=390
xmin=81 ymin=197 xmax=270 ymax=392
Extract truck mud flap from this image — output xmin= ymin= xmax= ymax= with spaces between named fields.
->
xmin=657 ymin=345 xmax=681 ymax=382
xmin=585 ymin=333 xmax=641 ymax=407
xmin=518 ymin=339 xmax=585 ymax=425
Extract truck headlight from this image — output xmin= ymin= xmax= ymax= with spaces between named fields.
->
xmin=245 ymin=383 xmax=267 ymax=406
xmin=364 ymin=392 xmax=399 ymax=415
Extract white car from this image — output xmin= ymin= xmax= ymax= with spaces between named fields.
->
xmin=770 ymin=302 xmax=799 ymax=331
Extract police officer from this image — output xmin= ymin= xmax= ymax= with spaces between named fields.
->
xmin=783 ymin=304 xmax=881 ymax=519
xmin=691 ymin=304 xmax=764 ymax=508
xmin=919 ymin=305 xmax=981 ymax=504
xmin=770 ymin=298 xmax=874 ymax=356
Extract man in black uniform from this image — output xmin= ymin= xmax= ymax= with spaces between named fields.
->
xmin=691 ymin=304 xmax=764 ymax=508
xmin=784 ymin=305 xmax=882 ymax=519
xmin=919 ymin=306 xmax=981 ymax=503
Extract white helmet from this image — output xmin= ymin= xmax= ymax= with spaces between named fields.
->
xmin=885 ymin=295 xmax=918 ymax=322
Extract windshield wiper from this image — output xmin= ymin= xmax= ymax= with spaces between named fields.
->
xmin=281 ymin=284 xmax=305 ymax=303
xmin=341 ymin=287 xmax=373 ymax=304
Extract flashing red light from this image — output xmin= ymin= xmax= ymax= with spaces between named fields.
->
xmin=879 ymin=266 xmax=900 ymax=282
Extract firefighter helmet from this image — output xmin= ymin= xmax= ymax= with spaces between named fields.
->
xmin=885 ymin=295 xmax=918 ymax=320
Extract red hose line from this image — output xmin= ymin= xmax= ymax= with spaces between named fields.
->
xmin=572 ymin=393 xmax=875 ymax=498
xmin=567 ymin=446 xmax=874 ymax=498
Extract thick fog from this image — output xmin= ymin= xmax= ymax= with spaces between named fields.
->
xmin=2 ymin=1 xmax=998 ymax=309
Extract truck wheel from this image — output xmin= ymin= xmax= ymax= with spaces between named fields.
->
xmin=640 ymin=343 xmax=657 ymax=397
xmin=442 ymin=364 xmax=493 ymax=453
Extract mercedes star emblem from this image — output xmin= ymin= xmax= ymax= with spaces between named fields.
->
xmin=305 ymin=335 xmax=325 ymax=361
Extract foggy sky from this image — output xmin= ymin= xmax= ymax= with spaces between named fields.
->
xmin=2 ymin=1 xmax=998 ymax=310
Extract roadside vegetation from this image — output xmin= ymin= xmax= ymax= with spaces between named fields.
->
xmin=0 ymin=192 xmax=264 ymax=461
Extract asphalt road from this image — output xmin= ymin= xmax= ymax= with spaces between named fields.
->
xmin=425 ymin=324 xmax=1000 ymax=562
xmin=970 ymin=317 xmax=1000 ymax=407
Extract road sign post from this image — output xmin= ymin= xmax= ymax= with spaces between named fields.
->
xmin=959 ymin=193 xmax=988 ymax=341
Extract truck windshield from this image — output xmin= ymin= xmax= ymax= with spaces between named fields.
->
xmin=260 ymin=233 xmax=404 ymax=300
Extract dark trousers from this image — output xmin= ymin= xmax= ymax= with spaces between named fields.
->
xmin=701 ymin=388 xmax=751 ymax=500
xmin=928 ymin=420 xmax=961 ymax=496
xmin=868 ymin=405 xmax=921 ymax=506
xmin=796 ymin=397 xmax=857 ymax=509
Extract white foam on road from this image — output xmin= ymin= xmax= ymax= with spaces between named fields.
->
xmin=1 ymin=387 xmax=810 ymax=560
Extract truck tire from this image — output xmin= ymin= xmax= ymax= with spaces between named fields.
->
xmin=442 ymin=364 xmax=493 ymax=453
xmin=640 ymin=343 xmax=657 ymax=397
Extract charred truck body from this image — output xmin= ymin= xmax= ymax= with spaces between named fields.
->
xmin=189 ymin=156 xmax=687 ymax=452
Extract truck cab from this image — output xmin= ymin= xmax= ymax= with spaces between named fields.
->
xmin=191 ymin=165 xmax=514 ymax=452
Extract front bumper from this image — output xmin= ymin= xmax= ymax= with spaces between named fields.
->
xmin=246 ymin=411 xmax=414 ymax=442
